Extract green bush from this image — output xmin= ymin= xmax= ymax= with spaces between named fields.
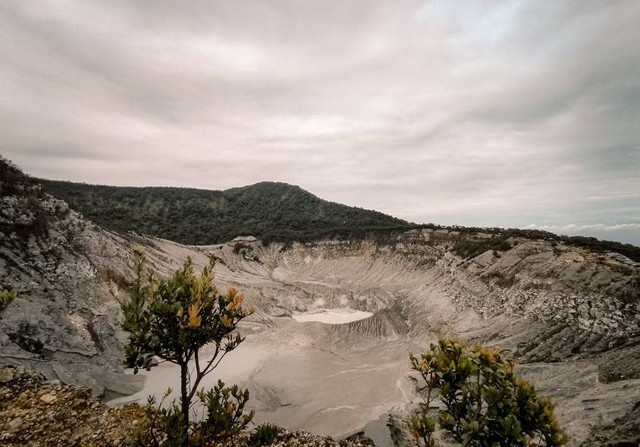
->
xmin=140 ymin=389 xmax=187 ymax=447
xmin=121 ymin=249 xmax=254 ymax=446
xmin=409 ymin=337 xmax=568 ymax=447
xmin=0 ymin=290 xmax=16 ymax=313
xmin=452 ymin=237 xmax=512 ymax=259
xmin=194 ymin=380 xmax=254 ymax=443
xmin=249 ymin=423 xmax=281 ymax=446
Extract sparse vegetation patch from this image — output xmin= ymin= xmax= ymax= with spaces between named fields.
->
xmin=409 ymin=337 xmax=568 ymax=447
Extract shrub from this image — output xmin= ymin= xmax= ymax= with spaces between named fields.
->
xmin=0 ymin=290 xmax=16 ymax=313
xmin=453 ymin=237 xmax=512 ymax=260
xmin=249 ymin=423 xmax=281 ymax=446
xmin=409 ymin=337 xmax=568 ymax=447
xmin=121 ymin=249 xmax=254 ymax=446
xmin=233 ymin=242 xmax=251 ymax=254
xmin=140 ymin=389 xmax=186 ymax=447
xmin=194 ymin=380 xmax=254 ymax=443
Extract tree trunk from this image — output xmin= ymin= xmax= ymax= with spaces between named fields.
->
xmin=180 ymin=362 xmax=190 ymax=447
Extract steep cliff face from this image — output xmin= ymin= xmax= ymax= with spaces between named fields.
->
xmin=0 ymin=160 xmax=141 ymax=396
xmin=0 ymin=182 xmax=218 ymax=397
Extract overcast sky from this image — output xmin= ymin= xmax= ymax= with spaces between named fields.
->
xmin=2 ymin=1 xmax=639 ymax=245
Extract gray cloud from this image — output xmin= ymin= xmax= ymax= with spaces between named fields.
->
xmin=1 ymin=0 xmax=639 ymax=245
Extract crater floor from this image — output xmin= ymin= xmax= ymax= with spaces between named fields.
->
xmin=107 ymin=234 xmax=640 ymax=446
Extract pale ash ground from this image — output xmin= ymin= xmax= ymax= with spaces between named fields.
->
xmin=102 ymin=235 xmax=640 ymax=445
xmin=109 ymin=310 xmax=399 ymax=438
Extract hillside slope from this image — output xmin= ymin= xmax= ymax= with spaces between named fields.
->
xmin=1 ymin=157 xmax=214 ymax=396
xmin=41 ymin=179 xmax=640 ymax=263
xmin=41 ymin=180 xmax=410 ymax=245
xmin=0 ymin=157 xmax=145 ymax=397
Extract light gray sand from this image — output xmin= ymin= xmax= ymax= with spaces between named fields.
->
xmin=109 ymin=332 xmax=414 ymax=438
xmin=108 ymin=343 xmax=271 ymax=408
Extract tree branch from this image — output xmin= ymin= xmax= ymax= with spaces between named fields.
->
xmin=187 ymin=344 xmax=221 ymax=402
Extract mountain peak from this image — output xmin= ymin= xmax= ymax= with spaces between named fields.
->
xmin=40 ymin=179 xmax=409 ymax=245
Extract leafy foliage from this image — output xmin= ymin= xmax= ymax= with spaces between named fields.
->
xmin=249 ymin=423 xmax=281 ymax=447
xmin=41 ymin=180 xmax=409 ymax=245
xmin=409 ymin=337 xmax=568 ymax=447
xmin=0 ymin=289 xmax=16 ymax=313
xmin=121 ymin=249 xmax=254 ymax=446
xmin=194 ymin=380 xmax=254 ymax=443
xmin=122 ymin=249 xmax=253 ymax=372
xmin=452 ymin=238 xmax=512 ymax=259
xmin=0 ymin=155 xmax=41 ymax=197
xmin=139 ymin=389 xmax=187 ymax=447
xmin=0 ymin=156 xmax=51 ymax=241
xmin=139 ymin=382 xmax=254 ymax=447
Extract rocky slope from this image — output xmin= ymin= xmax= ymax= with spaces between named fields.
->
xmin=0 ymin=366 xmax=372 ymax=447
xmin=0 ymin=158 xmax=204 ymax=397
xmin=0 ymin=366 xmax=147 ymax=446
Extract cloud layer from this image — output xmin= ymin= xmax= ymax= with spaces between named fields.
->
xmin=2 ymin=1 xmax=639 ymax=245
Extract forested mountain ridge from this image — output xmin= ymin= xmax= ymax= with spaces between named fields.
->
xmin=41 ymin=180 xmax=410 ymax=245
xmin=40 ymin=178 xmax=640 ymax=261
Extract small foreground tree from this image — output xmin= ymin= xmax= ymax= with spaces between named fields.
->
xmin=409 ymin=337 xmax=568 ymax=447
xmin=122 ymin=248 xmax=254 ymax=446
